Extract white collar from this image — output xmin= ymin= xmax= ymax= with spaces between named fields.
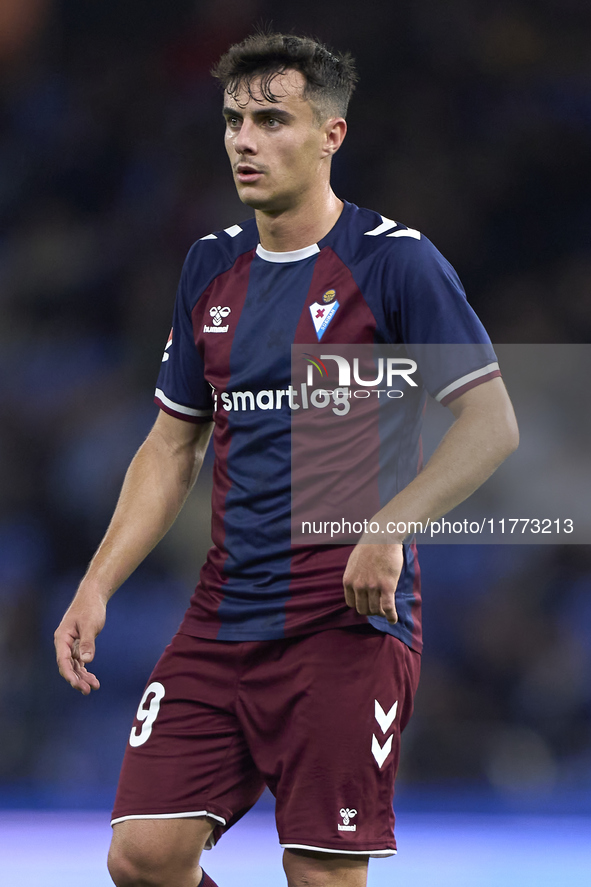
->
xmin=256 ymin=243 xmax=320 ymax=264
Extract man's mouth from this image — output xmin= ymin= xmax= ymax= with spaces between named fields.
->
xmin=235 ymin=164 xmax=264 ymax=183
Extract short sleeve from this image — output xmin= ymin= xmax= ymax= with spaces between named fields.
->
xmin=154 ymin=247 xmax=214 ymax=423
xmin=389 ymin=235 xmax=501 ymax=405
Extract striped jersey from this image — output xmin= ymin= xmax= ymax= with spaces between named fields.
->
xmin=155 ymin=201 xmax=500 ymax=652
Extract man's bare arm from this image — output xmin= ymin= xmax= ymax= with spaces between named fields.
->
xmin=343 ymin=376 xmax=519 ymax=622
xmin=54 ymin=411 xmax=214 ymax=695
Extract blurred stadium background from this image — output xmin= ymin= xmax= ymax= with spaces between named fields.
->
xmin=1 ymin=0 xmax=591 ymax=881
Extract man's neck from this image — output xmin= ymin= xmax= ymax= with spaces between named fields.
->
xmin=255 ymin=189 xmax=344 ymax=253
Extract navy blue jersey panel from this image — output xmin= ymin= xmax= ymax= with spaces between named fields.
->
xmin=155 ymin=221 xmax=258 ymax=418
xmin=376 ymin=354 xmax=426 ymax=510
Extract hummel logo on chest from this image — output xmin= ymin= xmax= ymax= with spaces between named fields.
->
xmin=203 ymin=306 xmax=231 ymax=333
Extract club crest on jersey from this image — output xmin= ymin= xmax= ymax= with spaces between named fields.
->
xmin=203 ymin=306 xmax=231 ymax=333
xmin=310 ymin=295 xmax=339 ymax=341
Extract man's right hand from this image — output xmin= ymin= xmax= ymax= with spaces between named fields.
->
xmin=54 ymin=593 xmax=106 ymax=695
xmin=52 ymin=413 xmax=214 ymax=696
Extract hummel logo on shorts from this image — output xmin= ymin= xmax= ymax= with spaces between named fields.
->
xmin=338 ymin=807 xmax=357 ymax=831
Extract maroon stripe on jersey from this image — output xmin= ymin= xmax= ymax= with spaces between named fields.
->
xmin=286 ymin=248 xmax=381 ymax=636
xmin=439 ymin=369 xmax=502 ymax=406
xmin=293 ymin=247 xmax=378 ymax=345
xmin=282 ymin=546 xmax=370 ymax=636
xmin=180 ymin=250 xmax=255 ymax=639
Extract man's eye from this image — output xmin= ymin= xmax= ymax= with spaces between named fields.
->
xmin=266 ymin=117 xmax=279 ymax=127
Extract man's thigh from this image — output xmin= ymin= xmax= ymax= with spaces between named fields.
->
xmin=111 ymin=631 xmax=266 ymax=846
xmin=238 ymin=627 xmax=420 ymax=857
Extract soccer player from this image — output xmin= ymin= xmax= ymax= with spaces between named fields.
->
xmin=54 ymin=32 xmax=518 ymax=887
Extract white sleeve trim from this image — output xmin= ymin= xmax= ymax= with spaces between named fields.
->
xmin=155 ymin=388 xmax=213 ymax=418
xmin=435 ymin=362 xmax=500 ymax=402
xmin=281 ymin=843 xmax=396 ymax=858
xmin=111 ymin=810 xmax=226 ymax=827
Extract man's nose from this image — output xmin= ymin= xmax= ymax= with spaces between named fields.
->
xmin=234 ymin=119 xmax=257 ymax=155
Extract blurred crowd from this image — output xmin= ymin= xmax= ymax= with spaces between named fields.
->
xmin=0 ymin=0 xmax=590 ymax=807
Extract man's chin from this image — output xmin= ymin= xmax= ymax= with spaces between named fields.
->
xmin=235 ymin=188 xmax=290 ymax=215
xmin=236 ymin=187 xmax=271 ymax=210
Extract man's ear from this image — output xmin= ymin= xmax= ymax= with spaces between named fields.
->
xmin=321 ymin=117 xmax=347 ymax=157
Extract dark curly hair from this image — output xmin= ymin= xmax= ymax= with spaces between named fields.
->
xmin=212 ymin=31 xmax=358 ymax=121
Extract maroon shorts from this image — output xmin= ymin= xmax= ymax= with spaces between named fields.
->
xmin=111 ymin=626 xmax=420 ymax=857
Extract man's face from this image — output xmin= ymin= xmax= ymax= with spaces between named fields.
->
xmin=223 ymin=69 xmax=332 ymax=213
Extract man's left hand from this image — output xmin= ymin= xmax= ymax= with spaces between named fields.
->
xmin=343 ymin=542 xmax=403 ymax=624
